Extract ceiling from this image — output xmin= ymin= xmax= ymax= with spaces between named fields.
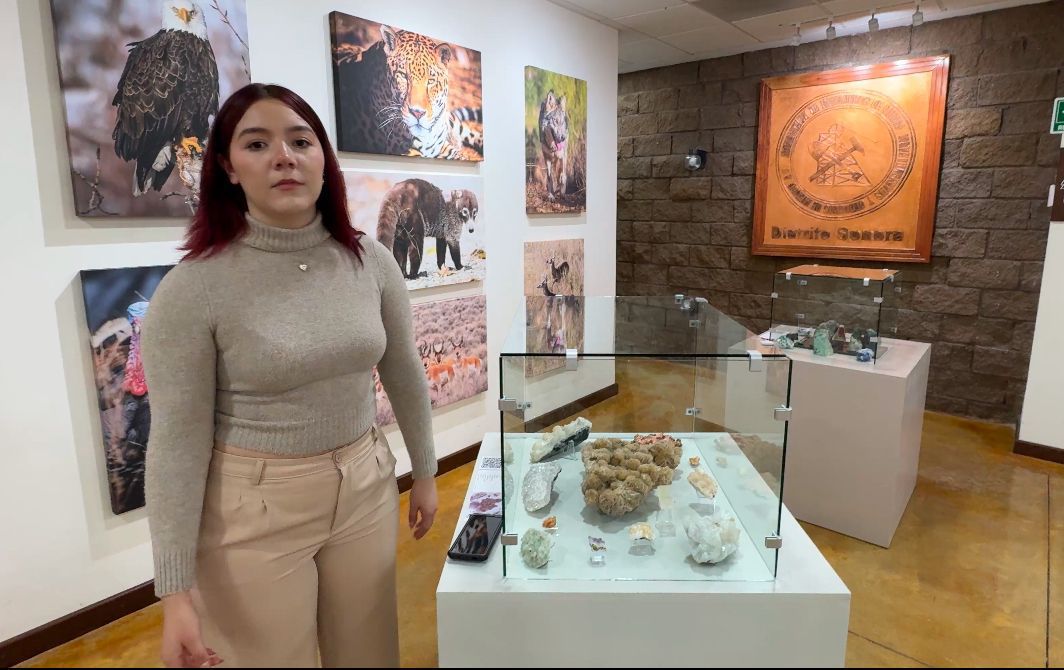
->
xmin=546 ymin=0 xmax=1050 ymax=72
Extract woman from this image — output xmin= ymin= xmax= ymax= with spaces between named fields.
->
xmin=141 ymin=83 xmax=439 ymax=668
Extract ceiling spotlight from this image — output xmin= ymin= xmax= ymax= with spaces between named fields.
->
xmin=791 ymin=24 xmax=801 ymax=46
xmin=912 ymin=3 xmax=924 ymax=26
xmin=868 ymin=11 xmax=880 ymax=32
xmin=826 ymin=20 xmax=837 ymax=40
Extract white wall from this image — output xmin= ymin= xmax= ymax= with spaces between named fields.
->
xmin=0 ymin=0 xmax=617 ymax=641
xmin=1018 ymin=136 xmax=1064 ymax=450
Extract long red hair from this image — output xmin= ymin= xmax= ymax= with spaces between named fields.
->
xmin=181 ymin=83 xmax=363 ymax=261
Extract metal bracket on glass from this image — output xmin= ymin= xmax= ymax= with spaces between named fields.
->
xmin=873 ymin=296 xmax=884 ymax=304
xmin=501 ymin=533 xmax=518 ymax=546
xmin=566 ymin=348 xmax=579 ymax=371
xmin=795 ymin=312 xmax=805 ymax=320
xmin=798 ymin=279 xmax=808 ymax=286
xmin=498 ymin=397 xmax=532 ymax=419
xmin=675 ymin=293 xmax=685 ymax=304
xmin=747 ymin=350 xmax=764 ymax=372
xmin=773 ymin=405 xmax=793 ymax=421
xmin=689 ymin=319 xmax=700 ymax=328
xmin=785 ymin=272 xmax=792 ymax=280
xmin=770 ymin=291 xmax=779 ymax=299
xmin=863 ymin=277 xmax=871 ymax=287
xmin=765 ymin=534 xmax=783 ymax=549
xmin=685 ymin=407 xmax=702 ymax=416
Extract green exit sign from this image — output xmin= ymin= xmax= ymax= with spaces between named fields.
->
xmin=1054 ymin=97 xmax=1064 ymax=134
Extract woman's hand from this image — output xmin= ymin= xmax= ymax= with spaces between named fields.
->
xmin=409 ymin=477 xmax=438 ymax=540
xmin=160 ymin=590 xmax=221 ymax=668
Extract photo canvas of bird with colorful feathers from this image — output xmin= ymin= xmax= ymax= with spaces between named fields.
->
xmin=80 ymin=265 xmax=172 ymax=515
xmin=329 ymin=12 xmax=483 ymax=161
xmin=50 ymin=0 xmax=250 ymax=217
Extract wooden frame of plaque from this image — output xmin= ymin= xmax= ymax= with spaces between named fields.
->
xmin=752 ymin=56 xmax=950 ymax=263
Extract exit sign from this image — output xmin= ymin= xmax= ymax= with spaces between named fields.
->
xmin=1054 ymin=97 xmax=1064 ymax=134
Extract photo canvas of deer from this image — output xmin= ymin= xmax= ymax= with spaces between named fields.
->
xmin=50 ymin=0 xmax=250 ymax=217
xmin=373 ymin=295 xmax=488 ymax=426
xmin=329 ymin=12 xmax=483 ymax=161
xmin=523 ymin=239 xmax=585 ymax=377
xmin=525 ymin=66 xmax=587 ymax=214
xmin=343 ymin=170 xmax=485 ymax=291
xmin=80 ymin=264 xmax=173 ymax=514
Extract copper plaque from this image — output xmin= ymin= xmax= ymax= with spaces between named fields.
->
xmin=752 ymin=56 xmax=950 ymax=263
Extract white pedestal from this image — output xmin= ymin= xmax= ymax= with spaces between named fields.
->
xmin=436 ymin=433 xmax=851 ymax=668
xmin=781 ymin=337 xmax=930 ymax=548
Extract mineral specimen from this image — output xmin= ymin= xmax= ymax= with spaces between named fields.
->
xmin=856 ymin=348 xmax=873 ymax=362
xmin=581 ymin=435 xmax=683 ymax=517
xmin=627 ymin=522 xmax=654 ymax=541
xmin=775 ymin=334 xmax=794 ymax=349
xmin=813 ymin=325 xmax=834 ymax=357
xmin=522 ymin=462 xmax=561 ymax=512
xmin=684 ymin=512 xmax=741 ymax=564
xmin=542 ymin=516 xmax=557 ymax=529
xmin=687 ymin=470 xmax=718 ymax=498
xmin=530 ymin=417 xmax=592 ymax=462
xmin=689 ymin=455 xmax=701 ymax=467
xmin=520 ymin=528 xmax=552 ymax=568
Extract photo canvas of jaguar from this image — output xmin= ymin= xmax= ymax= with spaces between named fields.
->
xmin=373 ymin=295 xmax=488 ymax=426
xmin=329 ymin=12 xmax=484 ymax=161
xmin=523 ymin=239 xmax=585 ymax=377
xmin=80 ymin=265 xmax=173 ymax=514
xmin=50 ymin=0 xmax=250 ymax=217
xmin=525 ymin=66 xmax=587 ymax=214
xmin=343 ymin=170 xmax=485 ymax=291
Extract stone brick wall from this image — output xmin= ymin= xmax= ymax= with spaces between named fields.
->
xmin=616 ymin=0 xmax=1063 ymax=424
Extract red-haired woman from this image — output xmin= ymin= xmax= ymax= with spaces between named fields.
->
xmin=141 ymin=84 xmax=438 ymax=668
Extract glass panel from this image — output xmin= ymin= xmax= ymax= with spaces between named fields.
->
xmin=768 ymin=268 xmax=895 ymax=363
xmin=691 ymin=355 xmax=789 ymax=578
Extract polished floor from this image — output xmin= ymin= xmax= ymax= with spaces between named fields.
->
xmin=18 ymin=359 xmax=1064 ymax=667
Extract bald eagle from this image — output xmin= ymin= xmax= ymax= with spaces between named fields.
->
xmin=112 ymin=0 xmax=219 ymax=196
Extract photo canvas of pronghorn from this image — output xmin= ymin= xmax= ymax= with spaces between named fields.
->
xmin=525 ymin=66 xmax=586 ymax=214
xmin=80 ymin=264 xmax=173 ymax=515
xmin=373 ymin=295 xmax=487 ymax=426
xmin=51 ymin=0 xmax=250 ymax=217
xmin=343 ymin=169 xmax=485 ymax=291
xmin=329 ymin=12 xmax=483 ymax=161
xmin=523 ymin=239 xmax=585 ymax=377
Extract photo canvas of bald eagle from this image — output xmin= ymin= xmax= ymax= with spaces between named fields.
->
xmin=80 ymin=264 xmax=173 ymax=515
xmin=50 ymin=0 xmax=250 ymax=217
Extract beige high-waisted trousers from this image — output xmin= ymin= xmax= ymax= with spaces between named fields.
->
xmin=193 ymin=425 xmax=400 ymax=668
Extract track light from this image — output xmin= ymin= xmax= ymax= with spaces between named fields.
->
xmin=826 ymin=20 xmax=836 ymax=40
xmin=912 ymin=3 xmax=924 ymax=26
xmin=868 ymin=11 xmax=879 ymax=32
xmin=791 ymin=24 xmax=801 ymax=46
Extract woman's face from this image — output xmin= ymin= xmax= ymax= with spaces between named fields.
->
xmin=222 ymin=99 xmax=325 ymax=226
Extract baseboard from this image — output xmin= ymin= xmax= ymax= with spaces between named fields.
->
xmin=523 ymin=383 xmax=621 ymax=432
xmin=1014 ymin=439 xmax=1064 ymax=465
xmin=0 ymin=441 xmax=483 ymax=667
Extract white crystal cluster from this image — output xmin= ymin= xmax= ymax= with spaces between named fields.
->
xmin=530 ymin=417 xmax=592 ymax=462
xmin=522 ymin=462 xmax=561 ymax=512
xmin=684 ymin=512 xmax=740 ymax=564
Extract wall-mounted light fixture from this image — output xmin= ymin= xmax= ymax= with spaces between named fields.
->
xmin=684 ymin=148 xmax=707 ymax=171
xmin=912 ymin=3 xmax=924 ymax=26
xmin=791 ymin=23 xmax=802 ymax=46
xmin=826 ymin=20 xmax=837 ymax=40
xmin=868 ymin=10 xmax=879 ymax=32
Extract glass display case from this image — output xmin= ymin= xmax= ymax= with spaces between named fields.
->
xmin=765 ymin=264 xmax=900 ymax=363
xmin=497 ymin=296 xmax=791 ymax=582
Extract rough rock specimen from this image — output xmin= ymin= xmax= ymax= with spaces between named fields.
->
xmin=522 ymin=462 xmax=561 ymax=512
xmin=580 ymin=435 xmax=683 ymax=517
xmin=530 ymin=417 xmax=592 ymax=462
xmin=520 ymin=528 xmax=552 ymax=568
xmin=687 ymin=470 xmax=718 ymax=498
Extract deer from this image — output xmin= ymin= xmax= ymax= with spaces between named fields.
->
xmin=535 ymin=274 xmax=557 ymax=297
xmin=418 ymin=340 xmax=453 ymax=390
xmin=449 ymin=335 xmax=483 ymax=375
xmin=547 ymin=255 xmax=570 ymax=290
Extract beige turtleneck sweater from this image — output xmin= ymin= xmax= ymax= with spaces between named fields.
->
xmin=141 ymin=213 xmax=437 ymax=597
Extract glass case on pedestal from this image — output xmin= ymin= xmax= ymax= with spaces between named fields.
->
xmin=765 ymin=264 xmax=900 ymax=363
xmin=498 ymin=296 xmax=791 ymax=582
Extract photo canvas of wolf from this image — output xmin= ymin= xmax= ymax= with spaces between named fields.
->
xmin=344 ymin=170 xmax=485 ymax=291
xmin=373 ymin=295 xmax=488 ymax=426
xmin=525 ymin=66 xmax=587 ymax=214
xmin=523 ymin=240 xmax=584 ymax=376
xmin=50 ymin=0 xmax=250 ymax=217
xmin=329 ymin=12 xmax=483 ymax=161
xmin=80 ymin=265 xmax=173 ymax=514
